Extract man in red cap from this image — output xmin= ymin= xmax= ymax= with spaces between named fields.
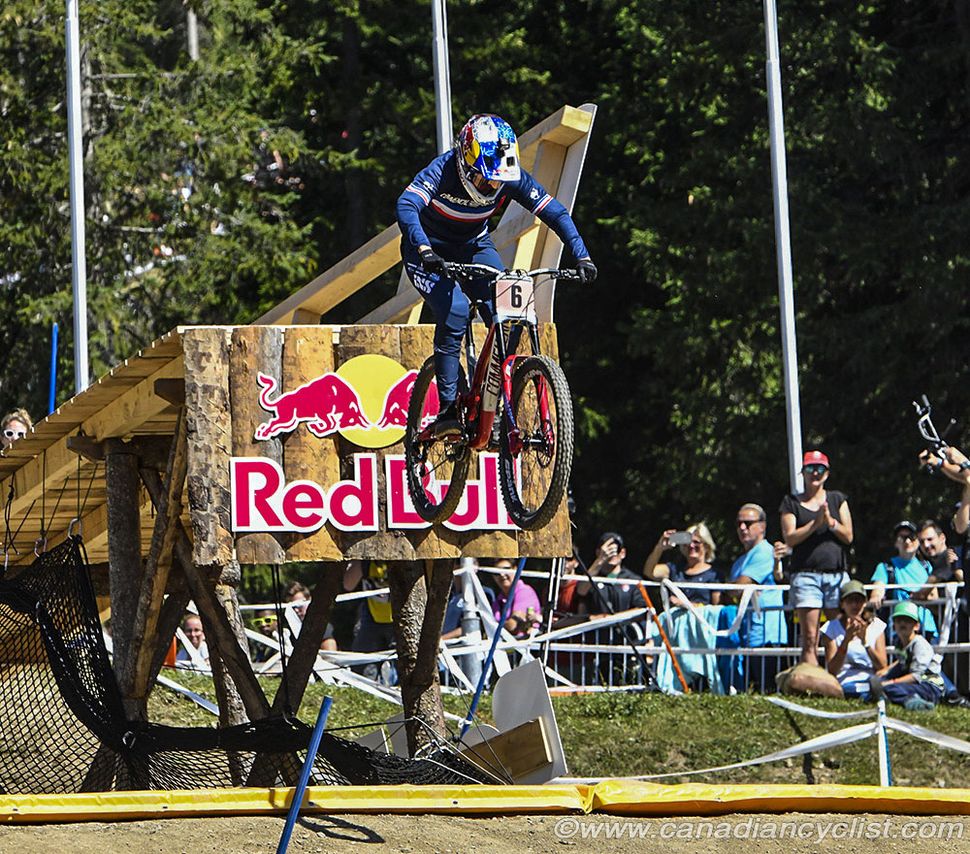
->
xmin=779 ymin=450 xmax=854 ymax=666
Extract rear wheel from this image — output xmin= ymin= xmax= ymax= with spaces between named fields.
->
xmin=404 ymin=357 xmax=470 ymax=524
xmin=499 ymin=355 xmax=574 ymax=530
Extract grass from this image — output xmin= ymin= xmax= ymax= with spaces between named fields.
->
xmin=148 ymin=676 xmax=970 ymax=789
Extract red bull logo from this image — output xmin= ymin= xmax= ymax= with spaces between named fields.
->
xmin=230 ymin=452 xmax=516 ymax=532
xmin=253 ymin=354 xmax=419 ymax=449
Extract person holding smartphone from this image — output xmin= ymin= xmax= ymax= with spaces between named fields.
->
xmin=575 ymin=532 xmax=642 ymax=614
xmin=643 ymin=524 xmax=720 ymax=607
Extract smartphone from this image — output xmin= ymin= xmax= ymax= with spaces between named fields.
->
xmin=668 ymin=531 xmax=692 ymax=546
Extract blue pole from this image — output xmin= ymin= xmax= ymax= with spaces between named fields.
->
xmin=48 ymin=322 xmax=59 ymax=414
xmin=276 ymin=695 xmax=334 ymax=854
xmin=459 ymin=556 xmax=526 ymax=740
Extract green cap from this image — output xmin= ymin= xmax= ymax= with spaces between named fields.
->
xmin=840 ymin=579 xmax=866 ymax=601
xmin=891 ymin=600 xmax=920 ymax=623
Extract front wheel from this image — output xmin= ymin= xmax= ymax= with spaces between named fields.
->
xmin=499 ymin=355 xmax=574 ymax=530
xmin=404 ymin=357 xmax=470 ymax=524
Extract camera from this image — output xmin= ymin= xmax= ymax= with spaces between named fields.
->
xmin=668 ymin=531 xmax=692 ymax=547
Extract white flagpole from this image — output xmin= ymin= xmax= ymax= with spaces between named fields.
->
xmin=764 ymin=0 xmax=803 ymax=494
xmin=430 ymin=0 xmax=453 ymax=153
xmin=66 ymin=0 xmax=90 ymax=393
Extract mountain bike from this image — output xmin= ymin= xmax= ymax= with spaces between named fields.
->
xmin=404 ymin=263 xmax=578 ymax=531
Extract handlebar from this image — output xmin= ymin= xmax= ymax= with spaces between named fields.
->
xmin=442 ymin=262 xmax=582 ymax=283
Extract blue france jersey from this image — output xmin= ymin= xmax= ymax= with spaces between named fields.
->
xmin=396 ymin=150 xmax=589 ymax=260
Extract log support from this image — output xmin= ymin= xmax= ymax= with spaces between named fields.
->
xmin=103 ymin=440 xmax=144 ymax=720
xmin=388 ymin=559 xmax=452 ymax=756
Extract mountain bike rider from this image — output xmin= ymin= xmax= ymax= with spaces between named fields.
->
xmin=396 ymin=113 xmax=597 ymax=436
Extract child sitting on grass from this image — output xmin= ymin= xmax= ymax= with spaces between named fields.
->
xmin=872 ymin=600 xmax=945 ymax=711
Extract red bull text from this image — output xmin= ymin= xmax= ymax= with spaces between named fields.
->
xmin=230 ymin=452 xmax=517 ymax=533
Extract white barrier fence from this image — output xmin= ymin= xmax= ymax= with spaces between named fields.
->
xmin=156 ymin=564 xmax=969 ymax=712
xmin=558 ymin=695 xmax=970 ymax=787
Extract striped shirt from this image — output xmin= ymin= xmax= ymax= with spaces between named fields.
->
xmin=397 ymin=150 xmax=589 ymax=260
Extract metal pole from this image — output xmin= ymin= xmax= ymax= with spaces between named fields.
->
xmin=65 ymin=0 xmax=89 ymax=394
xmin=876 ymin=698 xmax=892 ymax=786
xmin=458 ymin=558 xmax=483 ymax=687
xmin=186 ymin=9 xmax=199 ymax=61
xmin=430 ymin=0 xmax=453 ymax=153
xmin=276 ymin=695 xmax=334 ymax=854
xmin=763 ymin=0 xmax=803 ymax=494
xmin=48 ymin=323 xmax=59 ymax=414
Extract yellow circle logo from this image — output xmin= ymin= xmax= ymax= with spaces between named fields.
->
xmin=336 ymin=354 xmax=416 ymax=448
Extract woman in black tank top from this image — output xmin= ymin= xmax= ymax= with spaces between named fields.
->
xmin=779 ymin=450 xmax=854 ymax=667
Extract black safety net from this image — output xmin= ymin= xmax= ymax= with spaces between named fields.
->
xmin=0 ymin=537 xmax=491 ymax=793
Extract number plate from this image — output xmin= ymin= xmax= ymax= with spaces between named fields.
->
xmin=495 ymin=274 xmax=536 ymax=323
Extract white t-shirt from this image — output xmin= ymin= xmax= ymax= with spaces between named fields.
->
xmin=821 ymin=616 xmax=886 ymax=688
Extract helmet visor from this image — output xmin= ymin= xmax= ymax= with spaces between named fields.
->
xmin=475 ymin=139 xmax=520 ymax=183
xmin=470 ymin=170 xmax=501 ymax=198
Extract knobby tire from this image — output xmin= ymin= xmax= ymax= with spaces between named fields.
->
xmin=499 ymin=355 xmax=574 ymax=531
xmin=404 ymin=357 xmax=470 ymax=524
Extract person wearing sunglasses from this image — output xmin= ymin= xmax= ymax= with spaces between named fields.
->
xmin=724 ymin=504 xmax=788 ymax=692
xmin=1 ymin=408 xmax=32 ymax=450
xmin=643 ymin=523 xmax=721 ymax=608
xmin=779 ymin=450 xmax=854 ymax=666
xmin=868 ymin=520 xmax=938 ymax=642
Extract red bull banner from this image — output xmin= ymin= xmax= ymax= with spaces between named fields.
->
xmin=232 ymin=352 xmax=518 ymax=533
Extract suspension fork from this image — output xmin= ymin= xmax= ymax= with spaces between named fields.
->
xmin=499 ymin=321 xmax=553 ymax=453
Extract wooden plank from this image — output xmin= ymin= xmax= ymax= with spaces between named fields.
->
xmin=254 ymin=223 xmax=402 ymax=325
xmin=230 ymin=326 xmax=285 ymax=565
xmin=126 ymin=409 xmax=189 ymax=699
xmin=458 ymin=717 xmax=553 ymax=782
xmin=0 ymin=357 xmax=184 ymax=559
xmin=182 ymin=328 xmax=234 ymax=568
xmin=281 ymin=327 xmax=342 ymax=561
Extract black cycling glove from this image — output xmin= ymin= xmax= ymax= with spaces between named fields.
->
xmin=419 ymin=247 xmax=446 ymax=275
xmin=577 ymin=257 xmax=598 ymax=284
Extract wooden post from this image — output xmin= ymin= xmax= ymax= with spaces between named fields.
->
xmin=247 ymin=565 xmax=342 ymax=787
xmin=182 ymin=327 xmax=234 ymax=569
xmin=141 ymin=469 xmax=270 ymax=723
xmin=122 ymin=411 xmax=189 ymax=705
xmin=269 ymin=565 xmax=343 ymax=716
xmin=388 ymin=559 xmax=452 ymax=755
xmin=230 ymin=326 xmax=284 ymax=565
xmin=103 ymin=440 xmax=143 ymax=720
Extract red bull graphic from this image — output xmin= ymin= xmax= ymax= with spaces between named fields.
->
xmin=253 ymin=354 xmax=420 ymax=449
xmin=230 ymin=452 xmax=516 ymax=532
xmin=375 ymin=369 xmax=419 ymax=429
xmin=254 ymin=372 xmax=369 ymax=440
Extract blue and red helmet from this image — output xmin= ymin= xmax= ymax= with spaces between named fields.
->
xmin=454 ymin=114 xmax=521 ymax=204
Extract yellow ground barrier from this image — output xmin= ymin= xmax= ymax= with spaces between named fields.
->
xmin=1 ymin=781 xmax=968 ymax=824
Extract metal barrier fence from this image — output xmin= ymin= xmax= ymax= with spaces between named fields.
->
xmin=161 ymin=565 xmax=970 ymax=704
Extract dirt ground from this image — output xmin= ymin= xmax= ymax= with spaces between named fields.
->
xmin=0 ymin=812 xmax=969 ymax=854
